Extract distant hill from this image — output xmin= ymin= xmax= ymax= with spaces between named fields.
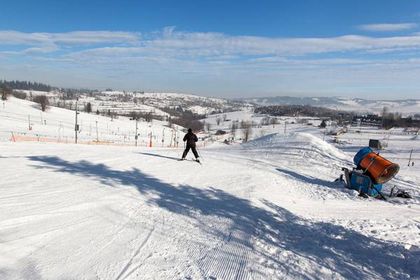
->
xmin=2 ymin=79 xmax=247 ymax=116
xmin=242 ymin=96 xmax=420 ymax=116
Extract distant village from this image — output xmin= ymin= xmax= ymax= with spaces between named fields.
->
xmin=255 ymin=105 xmax=420 ymax=129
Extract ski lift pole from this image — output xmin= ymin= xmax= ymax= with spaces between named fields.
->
xmin=135 ymin=119 xmax=138 ymax=147
xmin=197 ymin=147 xmax=204 ymax=160
xmin=408 ymin=149 xmax=413 ymax=166
xmin=75 ymin=100 xmax=79 ymax=144
xmin=149 ymin=131 xmax=153 ymax=147
xmin=162 ymin=128 xmax=165 ymax=147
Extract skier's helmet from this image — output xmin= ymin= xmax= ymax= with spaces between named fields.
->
xmin=188 ymin=128 xmax=192 ymax=133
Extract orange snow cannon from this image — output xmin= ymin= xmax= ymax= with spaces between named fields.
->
xmin=354 ymin=147 xmax=400 ymax=184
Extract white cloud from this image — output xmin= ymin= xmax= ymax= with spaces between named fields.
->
xmin=3 ymin=28 xmax=420 ymax=58
xmin=0 ymin=30 xmax=140 ymax=49
xmin=358 ymin=23 xmax=417 ymax=32
xmin=56 ymin=30 xmax=420 ymax=63
xmin=51 ymin=31 xmax=140 ymax=44
xmin=1 ymin=28 xmax=420 ymax=98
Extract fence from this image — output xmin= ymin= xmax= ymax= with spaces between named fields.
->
xmin=9 ymin=131 xmax=209 ymax=148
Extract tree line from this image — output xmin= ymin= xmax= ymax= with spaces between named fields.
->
xmin=0 ymin=80 xmax=53 ymax=92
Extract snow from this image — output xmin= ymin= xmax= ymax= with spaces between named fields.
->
xmin=92 ymin=91 xmax=243 ymax=116
xmin=0 ymin=99 xmax=419 ymax=279
xmin=0 ymin=97 xmax=184 ymax=146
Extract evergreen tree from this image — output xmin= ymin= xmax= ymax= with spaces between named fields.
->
xmin=85 ymin=102 xmax=92 ymax=113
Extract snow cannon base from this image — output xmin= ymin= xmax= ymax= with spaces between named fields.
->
xmin=342 ymin=168 xmax=384 ymax=198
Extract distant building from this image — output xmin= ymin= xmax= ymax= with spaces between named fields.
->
xmin=352 ymin=114 xmax=382 ymax=127
xmin=369 ymin=139 xmax=382 ymax=149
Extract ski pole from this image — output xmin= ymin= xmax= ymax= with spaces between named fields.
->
xmin=197 ymin=147 xmax=204 ymax=160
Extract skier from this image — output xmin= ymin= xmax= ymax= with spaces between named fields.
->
xmin=181 ymin=128 xmax=200 ymax=162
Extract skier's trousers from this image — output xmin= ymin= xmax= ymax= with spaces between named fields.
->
xmin=182 ymin=145 xmax=199 ymax=159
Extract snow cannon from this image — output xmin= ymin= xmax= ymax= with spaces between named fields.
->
xmin=341 ymin=147 xmax=399 ymax=199
xmin=353 ymin=147 xmax=399 ymax=184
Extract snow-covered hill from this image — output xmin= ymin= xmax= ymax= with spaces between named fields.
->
xmin=243 ymin=96 xmax=420 ymax=116
xmin=12 ymin=89 xmax=247 ymax=120
xmin=81 ymin=90 xmax=246 ymax=116
xmin=0 ymin=97 xmax=184 ymax=147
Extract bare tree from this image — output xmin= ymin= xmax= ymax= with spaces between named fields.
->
xmin=206 ymin=122 xmax=211 ymax=132
xmin=240 ymin=121 xmax=252 ymax=142
xmin=381 ymin=106 xmax=389 ymax=118
xmin=33 ymin=95 xmax=49 ymax=112
xmin=270 ymin=117 xmax=278 ymax=127
xmin=12 ymin=90 xmax=27 ymax=100
xmin=260 ymin=117 xmax=270 ymax=126
xmin=231 ymin=121 xmax=238 ymax=138
xmin=1 ymin=86 xmax=12 ymax=101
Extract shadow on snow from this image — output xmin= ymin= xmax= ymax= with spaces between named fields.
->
xmin=27 ymin=155 xmax=418 ymax=279
xmin=137 ymin=152 xmax=181 ymax=161
xmin=276 ymin=168 xmax=339 ymax=189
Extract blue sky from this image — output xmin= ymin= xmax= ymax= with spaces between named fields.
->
xmin=1 ymin=0 xmax=420 ymax=99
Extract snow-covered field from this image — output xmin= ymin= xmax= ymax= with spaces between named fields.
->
xmin=1 ymin=99 xmax=419 ymax=279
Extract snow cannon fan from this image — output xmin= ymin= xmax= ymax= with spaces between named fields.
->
xmin=353 ymin=147 xmax=399 ymax=184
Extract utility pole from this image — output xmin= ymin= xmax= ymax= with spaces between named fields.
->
xmin=135 ymin=119 xmax=138 ymax=146
xmin=96 ymin=120 xmax=99 ymax=142
xmin=149 ymin=131 xmax=153 ymax=147
xmin=75 ymin=100 xmax=80 ymax=144
xmin=58 ymin=121 xmax=62 ymax=142
xmin=170 ymin=129 xmax=174 ymax=147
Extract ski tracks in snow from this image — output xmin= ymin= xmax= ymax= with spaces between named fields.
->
xmin=114 ymin=224 xmax=156 ymax=280
xmin=197 ymin=230 xmax=253 ymax=280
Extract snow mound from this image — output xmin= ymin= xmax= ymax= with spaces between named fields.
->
xmin=245 ymin=132 xmax=350 ymax=162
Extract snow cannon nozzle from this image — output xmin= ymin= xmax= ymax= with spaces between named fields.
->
xmin=353 ymin=147 xmax=399 ymax=184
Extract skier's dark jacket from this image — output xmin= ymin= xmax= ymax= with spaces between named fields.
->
xmin=183 ymin=130 xmax=198 ymax=147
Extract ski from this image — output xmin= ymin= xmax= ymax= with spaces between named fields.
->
xmin=178 ymin=158 xmax=201 ymax=165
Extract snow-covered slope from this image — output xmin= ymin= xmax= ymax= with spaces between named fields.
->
xmin=0 ymin=97 xmax=183 ymax=146
xmin=85 ymin=91 xmax=245 ymax=116
xmin=140 ymin=92 xmax=243 ymax=114
xmin=0 ymin=128 xmax=419 ymax=279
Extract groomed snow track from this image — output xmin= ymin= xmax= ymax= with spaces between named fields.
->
xmin=0 ymin=134 xmax=419 ymax=279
